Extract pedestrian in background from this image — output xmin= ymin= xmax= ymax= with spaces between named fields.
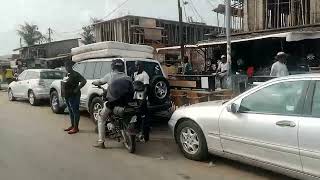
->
xmin=270 ymin=52 xmax=289 ymax=77
xmin=216 ymin=55 xmax=230 ymax=89
xmin=64 ymin=61 xmax=87 ymax=134
xmin=134 ymin=61 xmax=150 ymax=142
xmin=183 ymin=56 xmax=192 ymax=75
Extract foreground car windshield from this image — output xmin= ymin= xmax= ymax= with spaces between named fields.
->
xmin=40 ymin=71 xmax=65 ymax=79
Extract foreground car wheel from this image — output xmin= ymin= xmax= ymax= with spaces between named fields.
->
xmin=8 ymin=89 xmax=16 ymax=101
xmin=28 ymin=90 xmax=39 ymax=106
xmin=90 ymin=97 xmax=104 ymax=124
xmin=176 ymin=120 xmax=208 ymax=161
xmin=50 ymin=91 xmax=64 ymax=114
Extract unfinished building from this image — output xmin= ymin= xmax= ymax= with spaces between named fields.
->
xmin=244 ymin=0 xmax=320 ymax=31
xmin=93 ymin=15 xmax=222 ymax=48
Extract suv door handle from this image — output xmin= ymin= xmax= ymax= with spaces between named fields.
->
xmin=276 ymin=120 xmax=296 ymax=127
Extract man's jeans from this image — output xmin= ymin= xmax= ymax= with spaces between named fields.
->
xmin=65 ymin=95 xmax=81 ymax=128
xmin=97 ymin=102 xmax=112 ymax=143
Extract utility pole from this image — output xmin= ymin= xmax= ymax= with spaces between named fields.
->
xmin=226 ymin=0 xmax=232 ymax=64
xmin=178 ymin=0 xmax=185 ymax=62
xmin=48 ymin=28 xmax=52 ymax=43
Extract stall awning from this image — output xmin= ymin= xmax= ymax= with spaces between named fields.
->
xmin=156 ymin=45 xmax=198 ymax=53
xmin=197 ymin=31 xmax=320 ymax=47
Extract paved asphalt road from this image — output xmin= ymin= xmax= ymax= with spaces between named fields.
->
xmin=0 ymin=91 xmax=293 ymax=180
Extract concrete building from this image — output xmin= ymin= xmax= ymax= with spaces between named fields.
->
xmin=94 ymin=15 xmax=223 ymax=48
xmin=244 ymin=0 xmax=320 ymax=32
xmin=14 ymin=39 xmax=79 ymax=69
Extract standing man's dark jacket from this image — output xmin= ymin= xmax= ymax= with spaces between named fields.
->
xmin=64 ymin=70 xmax=86 ymax=98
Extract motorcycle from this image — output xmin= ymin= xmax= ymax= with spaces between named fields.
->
xmin=94 ymin=82 xmax=147 ymax=153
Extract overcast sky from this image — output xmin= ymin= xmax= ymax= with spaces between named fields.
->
xmin=0 ymin=0 xmax=223 ymax=55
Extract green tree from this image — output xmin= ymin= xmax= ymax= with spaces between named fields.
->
xmin=80 ymin=26 xmax=95 ymax=45
xmin=80 ymin=17 xmax=102 ymax=45
xmin=17 ymin=23 xmax=43 ymax=46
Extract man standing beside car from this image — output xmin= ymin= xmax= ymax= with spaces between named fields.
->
xmin=64 ymin=61 xmax=87 ymax=134
xmin=134 ymin=61 xmax=150 ymax=142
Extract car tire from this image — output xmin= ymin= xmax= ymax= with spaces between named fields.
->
xmin=8 ymin=89 xmax=16 ymax=101
xmin=176 ymin=120 xmax=208 ymax=161
xmin=50 ymin=91 xmax=64 ymax=114
xmin=28 ymin=90 xmax=39 ymax=106
xmin=148 ymin=76 xmax=170 ymax=105
xmin=90 ymin=97 xmax=104 ymax=124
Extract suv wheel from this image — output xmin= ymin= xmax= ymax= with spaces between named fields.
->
xmin=50 ymin=91 xmax=64 ymax=114
xmin=149 ymin=76 xmax=170 ymax=104
xmin=90 ymin=97 xmax=104 ymax=124
xmin=8 ymin=89 xmax=16 ymax=101
xmin=28 ymin=90 xmax=39 ymax=106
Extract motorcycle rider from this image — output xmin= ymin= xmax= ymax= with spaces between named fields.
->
xmin=134 ymin=61 xmax=150 ymax=142
xmin=92 ymin=59 xmax=133 ymax=149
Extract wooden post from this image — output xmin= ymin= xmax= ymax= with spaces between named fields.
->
xmin=301 ymin=0 xmax=305 ymax=25
xmin=178 ymin=0 xmax=185 ymax=61
xmin=277 ymin=0 xmax=280 ymax=28
xmin=265 ymin=0 xmax=268 ymax=29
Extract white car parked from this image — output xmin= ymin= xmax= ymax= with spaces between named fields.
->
xmin=169 ymin=74 xmax=320 ymax=180
xmin=8 ymin=69 xmax=65 ymax=105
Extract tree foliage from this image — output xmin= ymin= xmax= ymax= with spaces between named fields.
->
xmin=80 ymin=26 xmax=95 ymax=45
xmin=80 ymin=17 xmax=102 ymax=45
xmin=17 ymin=22 xmax=44 ymax=46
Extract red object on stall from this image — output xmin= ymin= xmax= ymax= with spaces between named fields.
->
xmin=247 ymin=67 xmax=254 ymax=78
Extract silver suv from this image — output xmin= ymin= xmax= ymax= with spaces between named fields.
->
xmin=8 ymin=69 xmax=65 ymax=106
xmin=50 ymin=58 xmax=171 ymax=123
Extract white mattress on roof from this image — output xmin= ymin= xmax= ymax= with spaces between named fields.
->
xmin=72 ymin=41 xmax=154 ymax=55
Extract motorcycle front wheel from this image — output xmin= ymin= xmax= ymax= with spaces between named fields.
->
xmin=121 ymin=130 xmax=136 ymax=153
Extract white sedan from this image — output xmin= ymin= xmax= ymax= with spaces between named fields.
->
xmin=169 ymin=74 xmax=320 ymax=180
xmin=8 ymin=69 xmax=65 ymax=105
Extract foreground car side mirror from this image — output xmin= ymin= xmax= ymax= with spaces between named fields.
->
xmin=227 ymin=103 xmax=240 ymax=114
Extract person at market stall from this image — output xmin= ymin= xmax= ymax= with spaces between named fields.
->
xmin=270 ymin=52 xmax=289 ymax=77
xmin=64 ymin=61 xmax=87 ymax=134
xmin=183 ymin=56 xmax=192 ymax=75
xmin=134 ymin=61 xmax=150 ymax=142
xmin=216 ymin=55 xmax=230 ymax=89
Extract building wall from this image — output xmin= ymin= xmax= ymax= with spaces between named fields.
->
xmin=244 ymin=0 xmax=320 ymax=32
xmin=244 ymin=0 xmax=265 ymax=32
xmin=95 ymin=16 xmax=222 ymax=47
xmin=45 ymin=39 xmax=79 ymax=58
xmin=310 ymin=0 xmax=320 ymax=23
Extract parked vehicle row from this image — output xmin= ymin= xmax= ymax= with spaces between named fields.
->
xmin=8 ymin=58 xmax=172 ymax=123
xmin=169 ymin=74 xmax=320 ymax=180
xmin=8 ymin=61 xmax=320 ymax=179
xmin=49 ymin=58 xmax=171 ymax=123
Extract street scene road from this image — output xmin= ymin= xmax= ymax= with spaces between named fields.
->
xmin=0 ymin=91 xmax=292 ymax=180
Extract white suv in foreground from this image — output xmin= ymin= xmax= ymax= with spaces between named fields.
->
xmin=50 ymin=58 xmax=171 ymax=122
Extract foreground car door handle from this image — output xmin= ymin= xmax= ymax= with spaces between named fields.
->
xmin=276 ymin=121 xmax=296 ymax=127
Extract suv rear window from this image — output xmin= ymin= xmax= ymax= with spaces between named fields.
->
xmin=126 ymin=61 xmax=163 ymax=79
xmin=40 ymin=71 xmax=65 ymax=79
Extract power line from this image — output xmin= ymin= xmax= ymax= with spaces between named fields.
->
xmin=46 ymin=1 xmax=131 ymax=36
xmin=102 ymin=0 xmax=130 ymax=20
xmin=182 ymin=1 xmax=188 ymax=22
xmin=188 ymin=0 xmax=206 ymax=23
xmin=205 ymin=0 xmax=215 ymax=8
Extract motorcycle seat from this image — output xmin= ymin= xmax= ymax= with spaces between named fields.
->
xmin=113 ymin=106 xmax=136 ymax=117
